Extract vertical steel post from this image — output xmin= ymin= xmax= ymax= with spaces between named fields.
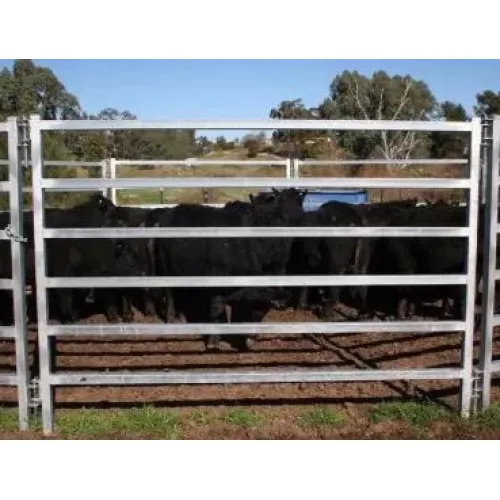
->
xmin=109 ymin=157 xmax=117 ymax=205
xmin=293 ymin=158 xmax=300 ymax=179
xmin=30 ymin=114 xmax=54 ymax=433
xmin=460 ymin=117 xmax=482 ymax=416
xmin=285 ymin=158 xmax=291 ymax=179
xmin=479 ymin=115 xmax=500 ymax=410
xmin=101 ymin=159 xmax=109 ymax=198
xmin=7 ymin=117 xmax=30 ymax=430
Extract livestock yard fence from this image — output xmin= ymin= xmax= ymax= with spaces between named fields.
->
xmin=0 ymin=114 xmax=499 ymax=434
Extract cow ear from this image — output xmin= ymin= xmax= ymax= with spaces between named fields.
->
xmin=249 ymin=194 xmax=255 ymax=204
xmin=272 ymin=188 xmax=279 ymax=196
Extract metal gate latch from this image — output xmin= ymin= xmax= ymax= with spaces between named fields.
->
xmin=4 ymin=224 xmax=28 ymax=243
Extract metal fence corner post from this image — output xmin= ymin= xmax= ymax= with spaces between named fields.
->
xmin=478 ymin=115 xmax=500 ymax=411
xmin=460 ymin=116 xmax=482 ymax=417
xmin=7 ymin=116 xmax=31 ymax=430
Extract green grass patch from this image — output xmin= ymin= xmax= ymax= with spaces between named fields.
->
xmin=476 ymin=404 xmax=500 ymax=429
xmin=55 ymin=406 xmax=180 ymax=439
xmin=224 ymin=409 xmax=262 ymax=429
xmin=190 ymin=409 xmax=218 ymax=426
xmin=0 ymin=407 xmax=19 ymax=431
xmin=298 ymin=407 xmax=345 ymax=429
xmin=369 ymin=401 xmax=452 ymax=430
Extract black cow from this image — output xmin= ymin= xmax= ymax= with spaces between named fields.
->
xmin=151 ymin=194 xmax=300 ymax=351
xmin=360 ymin=204 xmax=478 ymax=320
xmin=99 ymin=205 xmax=157 ymax=319
xmin=287 ymin=200 xmax=367 ymax=319
xmin=42 ymin=203 xmax=149 ymax=323
xmin=26 ymin=194 xmax=149 ymax=323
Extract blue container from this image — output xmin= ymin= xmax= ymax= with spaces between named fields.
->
xmin=302 ymin=189 xmax=368 ymax=212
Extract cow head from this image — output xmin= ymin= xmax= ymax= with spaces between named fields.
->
xmin=87 ymin=193 xmax=116 ymax=215
xmin=250 ymin=188 xmax=305 ymax=224
xmin=112 ymin=237 xmax=149 ymax=277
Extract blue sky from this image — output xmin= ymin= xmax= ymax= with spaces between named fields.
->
xmin=1 ymin=59 xmax=500 ymax=138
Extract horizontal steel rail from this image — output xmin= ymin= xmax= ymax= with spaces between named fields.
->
xmin=49 ymin=368 xmax=464 ymax=386
xmin=47 ymin=320 xmax=466 ymax=337
xmin=41 ymin=176 xmax=471 ymax=190
xmin=115 ymin=159 xmax=289 ymax=166
xmin=0 ymin=123 xmax=7 ymax=132
xmin=45 ymin=274 xmax=467 ymax=289
xmin=0 ymin=326 xmax=16 ymax=339
xmin=43 ymin=226 xmax=470 ymax=239
xmin=35 ymin=118 xmax=474 ymax=132
xmin=491 ymin=361 xmax=500 ymax=373
xmin=0 ymin=181 xmax=11 ymax=192
xmin=5 ymin=155 xmax=464 ymax=176
xmin=0 ymin=374 xmax=17 ymax=386
xmin=298 ymin=159 xmax=469 ymax=166
xmin=0 ymin=230 xmax=9 ymax=240
xmin=22 ymin=186 xmax=106 ymax=193
xmin=120 ymin=203 xmax=225 ymax=209
xmin=0 ymin=159 xmax=103 ymax=167
xmin=0 ymin=278 xmax=14 ymax=289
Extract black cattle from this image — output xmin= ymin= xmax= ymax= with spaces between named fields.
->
xmin=249 ymin=187 xmax=307 ymax=225
xmin=42 ymin=203 xmax=149 ymax=323
xmin=99 ymin=205 xmax=157 ymax=318
xmin=26 ymin=194 xmax=148 ymax=323
xmin=151 ymin=197 xmax=299 ymax=351
xmin=287 ymin=200 xmax=367 ymax=319
xmin=360 ymin=204 xmax=479 ymax=320
xmin=151 ymin=203 xmax=262 ymax=349
xmin=341 ymin=199 xmax=421 ymax=315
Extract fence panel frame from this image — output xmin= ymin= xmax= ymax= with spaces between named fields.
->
xmin=0 ymin=117 xmax=30 ymax=430
xmin=29 ymin=115 xmax=481 ymax=434
xmin=479 ymin=115 xmax=500 ymax=409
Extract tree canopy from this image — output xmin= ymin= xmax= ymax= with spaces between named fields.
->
xmin=1 ymin=59 xmax=499 ymax=170
xmin=0 ymin=59 xmax=196 ymax=165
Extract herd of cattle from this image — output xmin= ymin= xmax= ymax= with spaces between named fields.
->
xmin=0 ymin=189 xmax=494 ymax=353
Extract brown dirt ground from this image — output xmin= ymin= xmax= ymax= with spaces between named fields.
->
xmin=1 ymin=307 xmax=500 ymax=439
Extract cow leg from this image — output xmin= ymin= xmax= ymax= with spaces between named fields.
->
xmin=121 ymin=294 xmax=134 ymax=323
xmin=165 ymin=288 xmax=177 ymax=323
xmin=397 ymin=296 xmax=409 ymax=320
xmin=59 ymin=291 xmax=77 ymax=324
xmin=442 ymin=296 xmax=453 ymax=318
xmin=205 ymin=294 xmax=227 ymax=352
xmin=297 ymin=286 xmax=309 ymax=309
xmin=225 ymin=303 xmax=250 ymax=352
xmin=143 ymin=289 xmax=156 ymax=317
xmin=321 ymin=286 xmax=341 ymax=320
xmin=105 ymin=291 xmax=120 ymax=323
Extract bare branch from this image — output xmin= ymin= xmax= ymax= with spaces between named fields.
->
xmin=391 ymin=78 xmax=413 ymax=121
xmin=347 ymin=76 xmax=370 ymax=121
xmin=377 ymin=88 xmax=385 ymax=120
